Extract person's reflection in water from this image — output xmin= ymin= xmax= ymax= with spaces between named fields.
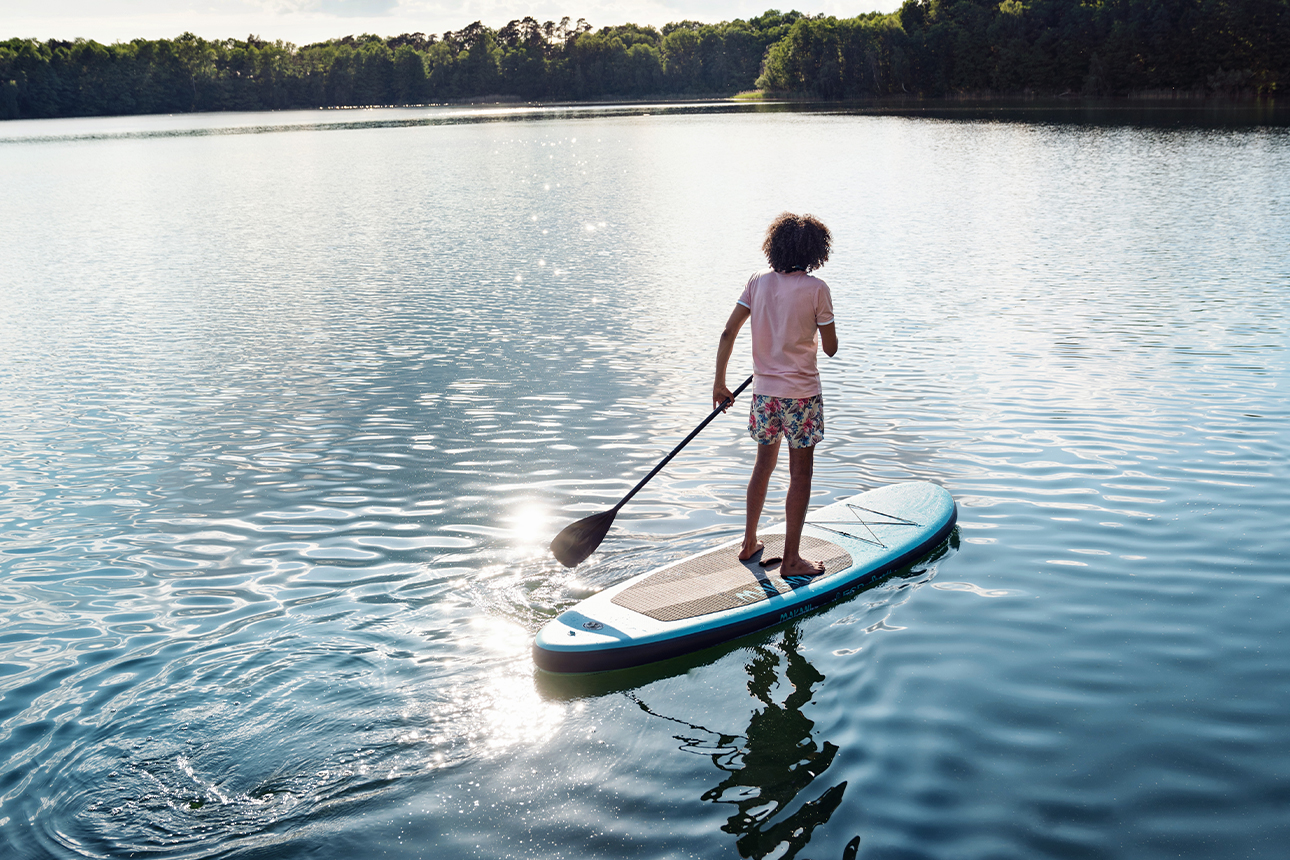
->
xmin=631 ymin=626 xmax=860 ymax=860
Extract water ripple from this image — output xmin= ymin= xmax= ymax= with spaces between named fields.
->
xmin=2 ymin=107 xmax=1288 ymax=859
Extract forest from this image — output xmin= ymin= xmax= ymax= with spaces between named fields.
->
xmin=2 ymin=0 xmax=1285 ymax=120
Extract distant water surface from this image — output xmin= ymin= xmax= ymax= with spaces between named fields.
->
xmin=1 ymin=102 xmax=1288 ymax=860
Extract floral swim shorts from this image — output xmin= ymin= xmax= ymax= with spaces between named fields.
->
xmin=749 ymin=394 xmax=825 ymax=449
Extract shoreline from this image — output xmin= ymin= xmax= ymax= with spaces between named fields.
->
xmin=1 ymin=92 xmax=1284 ymax=126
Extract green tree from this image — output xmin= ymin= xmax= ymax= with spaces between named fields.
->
xmin=661 ymin=26 xmax=703 ymax=92
xmin=456 ymin=23 xmax=502 ymax=96
xmin=392 ymin=43 xmax=427 ymax=103
xmin=355 ymin=39 xmax=394 ymax=104
xmin=324 ymin=44 xmax=357 ymax=106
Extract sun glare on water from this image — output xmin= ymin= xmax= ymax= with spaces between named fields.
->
xmin=473 ymin=618 xmax=568 ymax=751
xmin=504 ymin=502 xmax=556 ymax=553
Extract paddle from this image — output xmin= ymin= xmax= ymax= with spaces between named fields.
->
xmin=550 ymin=374 xmax=754 ymax=567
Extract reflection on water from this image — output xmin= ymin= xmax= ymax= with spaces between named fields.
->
xmin=633 ymin=626 xmax=851 ymax=860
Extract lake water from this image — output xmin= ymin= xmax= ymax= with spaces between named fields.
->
xmin=2 ymin=101 xmax=1288 ymax=860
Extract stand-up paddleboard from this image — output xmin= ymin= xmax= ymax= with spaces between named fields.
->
xmin=534 ymin=481 xmax=957 ymax=674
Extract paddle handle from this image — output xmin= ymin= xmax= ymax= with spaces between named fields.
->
xmin=614 ymin=374 xmax=754 ymax=512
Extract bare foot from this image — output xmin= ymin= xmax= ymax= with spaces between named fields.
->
xmin=781 ymin=556 xmax=826 ymax=577
xmin=738 ymin=539 xmax=765 ymax=561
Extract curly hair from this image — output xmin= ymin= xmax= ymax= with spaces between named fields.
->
xmin=762 ymin=212 xmax=832 ymax=273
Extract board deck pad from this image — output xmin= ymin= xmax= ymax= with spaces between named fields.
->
xmin=611 ymin=534 xmax=854 ymax=622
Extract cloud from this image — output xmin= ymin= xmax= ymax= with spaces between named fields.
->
xmin=3 ymin=0 xmax=903 ymax=45
xmin=258 ymin=0 xmax=399 ymax=16
xmin=318 ymin=0 xmax=398 ymax=14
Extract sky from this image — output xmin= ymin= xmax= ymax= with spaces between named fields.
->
xmin=3 ymin=0 xmax=902 ymax=44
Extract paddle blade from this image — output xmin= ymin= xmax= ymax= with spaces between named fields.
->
xmin=550 ymin=509 xmax=617 ymax=567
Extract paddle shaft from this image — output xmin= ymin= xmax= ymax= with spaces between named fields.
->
xmin=611 ymin=374 xmax=754 ymax=513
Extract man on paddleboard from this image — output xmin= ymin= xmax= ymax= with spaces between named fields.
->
xmin=713 ymin=212 xmax=838 ymax=578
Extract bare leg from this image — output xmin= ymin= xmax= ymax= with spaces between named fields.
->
xmin=741 ymin=440 xmax=780 ymax=560
xmin=781 ymin=444 xmax=825 ymax=576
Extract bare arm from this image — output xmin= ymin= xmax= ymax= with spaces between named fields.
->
xmin=819 ymin=322 xmax=838 ymax=357
xmin=714 ymin=304 xmax=751 ymax=410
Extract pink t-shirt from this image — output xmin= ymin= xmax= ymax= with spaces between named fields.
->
xmin=737 ymin=269 xmax=835 ymax=398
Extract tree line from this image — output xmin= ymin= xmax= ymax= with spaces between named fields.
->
xmin=760 ymin=0 xmax=1287 ymax=98
xmin=2 ymin=1 xmax=1284 ymax=120
xmin=0 ymin=13 xmax=800 ymax=119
